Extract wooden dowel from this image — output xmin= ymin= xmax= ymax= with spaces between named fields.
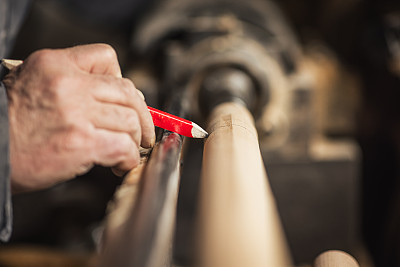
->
xmin=196 ymin=102 xmax=292 ymax=267
xmin=313 ymin=250 xmax=360 ymax=267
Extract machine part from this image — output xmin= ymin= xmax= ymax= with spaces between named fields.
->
xmin=130 ymin=0 xmax=299 ymax=122
xmin=131 ymin=0 xmax=300 ymax=71
xmin=98 ymin=119 xmax=184 ymax=267
xmin=196 ymin=102 xmax=292 ymax=267
xmin=264 ymin=48 xmax=360 ymax=263
xmin=198 ymin=66 xmax=257 ymax=116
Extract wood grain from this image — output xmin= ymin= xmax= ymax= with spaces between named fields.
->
xmin=196 ymin=102 xmax=292 ymax=267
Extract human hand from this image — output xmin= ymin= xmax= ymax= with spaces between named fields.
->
xmin=3 ymin=44 xmax=155 ymax=193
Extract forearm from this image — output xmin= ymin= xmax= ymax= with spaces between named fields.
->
xmin=0 ymin=82 xmax=12 ymax=242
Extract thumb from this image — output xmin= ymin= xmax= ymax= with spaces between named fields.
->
xmin=67 ymin=44 xmax=122 ymax=77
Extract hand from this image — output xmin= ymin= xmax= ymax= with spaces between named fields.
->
xmin=3 ymin=44 xmax=155 ymax=193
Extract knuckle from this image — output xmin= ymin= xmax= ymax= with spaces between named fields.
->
xmin=28 ymin=49 xmax=71 ymax=96
xmin=97 ymin=43 xmax=118 ymax=61
xmin=129 ymin=126 xmax=141 ymax=146
xmin=48 ymin=73 xmax=68 ymax=91
xmin=28 ymin=49 xmax=55 ymax=68
xmin=46 ymin=75 xmax=73 ymax=107
xmin=62 ymin=128 xmax=89 ymax=151
xmin=126 ymin=110 xmax=140 ymax=131
xmin=120 ymin=78 xmax=136 ymax=96
xmin=121 ymin=77 xmax=135 ymax=87
xmin=112 ymin=134 xmax=132 ymax=155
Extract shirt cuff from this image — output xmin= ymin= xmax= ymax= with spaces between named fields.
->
xmin=0 ymin=82 xmax=13 ymax=242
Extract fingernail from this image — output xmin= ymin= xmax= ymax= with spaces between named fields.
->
xmin=142 ymin=136 xmax=156 ymax=148
xmin=111 ymin=168 xmax=126 ymax=177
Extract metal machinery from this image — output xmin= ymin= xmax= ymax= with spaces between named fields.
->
xmin=98 ymin=0 xmax=360 ymax=266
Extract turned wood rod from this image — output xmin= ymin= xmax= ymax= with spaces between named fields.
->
xmin=196 ymin=102 xmax=292 ymax=267
xmin=313 ymin=250 xmax=360 ymax=267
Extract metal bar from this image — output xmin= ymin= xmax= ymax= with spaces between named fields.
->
xmin=98 ymin=114 xmax=184 ymax=267
xmin=196 ymin=102 xmax=292 ymax=267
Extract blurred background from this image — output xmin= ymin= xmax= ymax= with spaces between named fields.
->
xmin=1 ymin=0 xmax=400 ymax=266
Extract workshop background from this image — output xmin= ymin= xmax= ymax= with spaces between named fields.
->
xmin=1 ymin=0 xmax=400 ymax=266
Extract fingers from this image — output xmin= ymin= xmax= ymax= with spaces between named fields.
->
xmin=89 ymin=75 xmax=155 ymax=148
xmin=91 ymin=129 xmax=141 ymax=172
xmin=66 ymin=44 xmax=122 ymax=77
xmin=91 ymin=102 xmax=142 ymax=147
xmin=7 ymin=44 xmax=154 ymax=192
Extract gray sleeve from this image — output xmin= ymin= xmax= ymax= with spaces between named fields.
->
xmin=0 ymin=82 xmax=12 ymax=242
